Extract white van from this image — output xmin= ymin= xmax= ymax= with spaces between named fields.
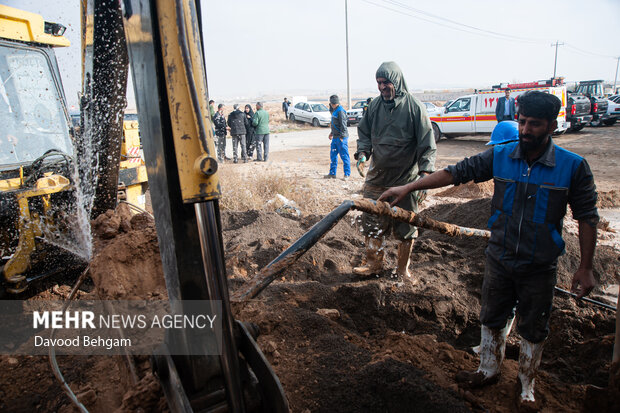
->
xmin=429 ymin=83 xmax=568 ymax=142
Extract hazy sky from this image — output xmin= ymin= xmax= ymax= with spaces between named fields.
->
xmin=7 ymin=0 xmax=620 ymax=108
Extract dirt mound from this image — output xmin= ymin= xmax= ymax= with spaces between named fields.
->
xmin=2 ymin=200 xmax=618 ymax=412
xmin=89 ymin=210 xmax=167 ymax=300
xmin=229 ymin=199 xmax=618 ymax=412
xmin=435 ymin=181 xmax=495 ymax=199
xmin=598 ymin=189 xmax=620 ymax=209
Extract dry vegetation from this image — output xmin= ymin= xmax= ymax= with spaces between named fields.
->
xmin=218 ymin=168 xmax=344 ymax=214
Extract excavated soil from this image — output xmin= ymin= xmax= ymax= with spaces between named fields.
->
xmin=2 ymin=195 xmax=618 ymax=412
xmin=2 ymin=125 xmax=620 ymax=412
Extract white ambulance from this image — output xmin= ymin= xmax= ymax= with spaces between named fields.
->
xmin=429 ymin=79 xmax=569 ymax=142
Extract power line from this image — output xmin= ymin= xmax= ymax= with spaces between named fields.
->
xmin=359 ymin=0 xmax=541 ymax=44
xmin=564 ymin=43 xmax=617 ymax=59
xmin=381 ymin=0 xmax=545 ymax=44
xmin=361 ymin=0 xmax=619 ymax=61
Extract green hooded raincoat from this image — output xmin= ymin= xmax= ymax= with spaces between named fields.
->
xmin=356 ymin=62 xmax=436 ymax=239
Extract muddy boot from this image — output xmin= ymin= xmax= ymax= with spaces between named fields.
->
xmin=515 ymin=338 xmax=544 ymax=411
xmin=352 ymin=236 xmax=384 ymax=276
xmin=456 ymin=325 xmax=505 ymax=388
xmin=471 ymin=316 xmax=514 ymax=355
xmin=395 ymin=239 xmax=415 ymax=283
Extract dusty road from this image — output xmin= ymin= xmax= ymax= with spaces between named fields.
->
xmin=224 ymin=122 xmax=620 ymax=210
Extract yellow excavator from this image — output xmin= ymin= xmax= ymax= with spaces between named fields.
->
xmin=3 ymin=1 xmax=288 ymax=411
xmin=0 ymin=4 xmax=148 ymax=294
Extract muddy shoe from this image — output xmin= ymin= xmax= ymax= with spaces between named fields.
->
xmin=455 ymin=369 xmax=500 ymax=389
xmin=514 ymin=380 xmax=540 ymax=413
xmin=352 ymin=263 xmax=383 ymax=276
xmin=396 ymin=239 xmax=416 ymax=283
xmin=352 ymin=236 xmax=384 ymax=276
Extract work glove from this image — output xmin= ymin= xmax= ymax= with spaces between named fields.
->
xmin=356 ymin=154 xmax=366 ymax=177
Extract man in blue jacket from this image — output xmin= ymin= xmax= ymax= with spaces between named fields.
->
xmin=324 ymin=95 xmax=350 ymax=180
xmin=496 ymin=88 xmax=516 ymax=122
xmin=378 ymin=91 xmax=598 ymax=409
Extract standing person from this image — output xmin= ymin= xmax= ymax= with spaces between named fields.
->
xmin=227 ymin=104 xmax=247 ymax=163
xmin=209 ymin=99 xmax=216 ymax=119
xmin=378 ymin=91 xmax=598 ymax=409
xmin=252 ymin=102 xmax=270 ymax=162
xmin=282 ymin=97 xmax=291 ymax=120
xmin=213 ymin=103 xmax=228 ymax=162
xmin=324 ymin=94 xmax=351 ymax=180
xmin=353 ymin=61 xmax=436 ymax=280
xmin=362 ymin=97 xmax=372 ymax=117
xmin=244 ymin=104 xmax=256 ymax=159
xmin=495 ymin=88 xmax=516 ymax=122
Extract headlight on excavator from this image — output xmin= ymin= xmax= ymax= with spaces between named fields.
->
xmin=44 ymin=21 xmax=66 ymax=36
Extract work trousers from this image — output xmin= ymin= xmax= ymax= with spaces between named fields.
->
xmin=480 ymin=254 xmax=557 ymax=343
xmin=254 ymin=134 xmax=269 ymax=162
xmin=231 ymin=134 xmax=246 ymax=162
xmin=328 ymin=137 xmax=351 ymax=177
xmin=216 ymin=134 xmax=226 ymax=161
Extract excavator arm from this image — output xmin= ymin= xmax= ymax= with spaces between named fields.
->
xmin=82 ymin=0 xmax=288 ymax=411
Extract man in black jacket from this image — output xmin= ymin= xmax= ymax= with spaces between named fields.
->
xmin=228 ymin=104 xmax=247 ymax=163
xmin=378 ymin=91 xmax=598 ymax=409
xmin=282 ymin=97 xmax=290 ymax=120
xmin=213 ymin=103 xmax=228 ymax=162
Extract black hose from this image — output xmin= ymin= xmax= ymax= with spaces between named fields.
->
xmin=554 ymin=287 xmax=617 ymax=312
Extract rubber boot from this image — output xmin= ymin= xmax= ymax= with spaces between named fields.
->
xmin=472 ymin=316 xmax=514 ymax=355
xmin=456 ymin=325 xmax=506 ymax=388
xmin=516 ymin=339 xmax=544 ymax=410
xmin=352 ymin=236 xmax=384 ymax=276
xmin=395 ymin=239 xmax=415 ymax=282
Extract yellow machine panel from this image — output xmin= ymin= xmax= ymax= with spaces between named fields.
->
xmin=0 ymin=5 xmax=70 ymax=47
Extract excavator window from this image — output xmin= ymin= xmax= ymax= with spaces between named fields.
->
xmin=0 ymin=43 xmax=72 ymax=166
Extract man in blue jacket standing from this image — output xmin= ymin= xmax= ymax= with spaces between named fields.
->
xmin=379 ymin=91 xmax=598 ymax=409
xmin=324 ymin=95 xmax=351 ymax=180
xmin=496 ymin=88 xmax=516 ymax=122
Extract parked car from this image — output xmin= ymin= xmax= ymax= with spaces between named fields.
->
xmin=575 ymin=80 xmax=610 ymax=126
xmin=288 ymin=101 xmax=331 ymax=127
xmin=606 ymin=96 xmax=620 ymax=125
xmin=423 ymin=102 xmax=442 ymax=116
xmin=566 ymin=93 xmax=592 ymax=132
xmin=346 ymin=100 xmax=366 ymax=125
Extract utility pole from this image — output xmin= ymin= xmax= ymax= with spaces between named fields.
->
xmin=551 ymin=41 xmax=564 ymax=79
xmin=613 ymin=56 xmax=619 ymax=94
xmin=345 ymin=0 xmax=351 ymax=110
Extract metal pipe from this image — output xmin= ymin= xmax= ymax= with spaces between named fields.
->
xmin=351 ymin=199 xmax=490 ymax=239
xmin=196 ymin=202 xmax=246 ymax=412
xmin=345 ymin=0 xmax=351 ymax=110
xmin=554 ymin=287 xmax=617 ymax=312
xmin=613 ymin=287 xmax=619 ymax=363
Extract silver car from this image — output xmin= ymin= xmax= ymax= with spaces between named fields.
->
xmin=288 ymin=101 xmax=331 ymax=127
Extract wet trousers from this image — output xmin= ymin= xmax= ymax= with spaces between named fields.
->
xmin=481 ymin=254 xmax=556 ymax=343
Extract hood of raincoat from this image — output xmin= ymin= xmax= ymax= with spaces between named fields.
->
xmin=375 ymin=61 xmax=409 ymax=98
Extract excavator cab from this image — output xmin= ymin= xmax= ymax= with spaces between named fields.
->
xmin=0 ymin=5 xmax=86 ymax=295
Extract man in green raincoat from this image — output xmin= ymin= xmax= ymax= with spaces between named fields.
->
xmin=353 ymin=61 xmax=436 ymax=282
